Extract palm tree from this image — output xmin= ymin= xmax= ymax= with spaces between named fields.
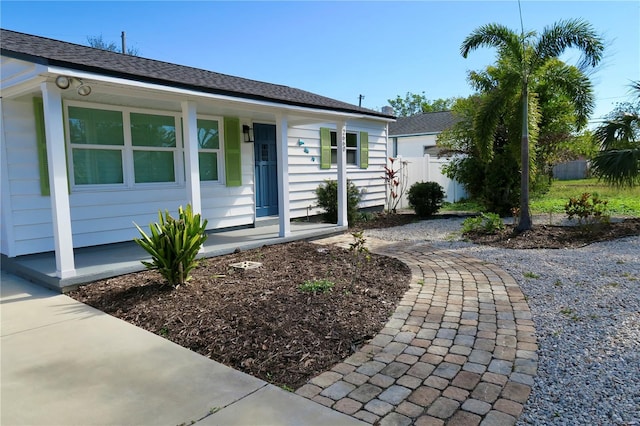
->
xmin=461 ymin=19 xmax=604 ymax=231
xmin=591 ymin=81 xmax=640 ymax=187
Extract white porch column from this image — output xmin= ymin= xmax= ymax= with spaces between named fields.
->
xmin=336 ymin=121 xmax=348 ymax=227
xmin=41 ymin=82 xmax=75 ymax=278
xmin=181 ymin=101 xmax=202 ymax=214
xmin=276 ymin=114 xmax=290 ymax=237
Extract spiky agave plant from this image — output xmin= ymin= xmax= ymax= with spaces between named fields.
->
xmin=134 ymin=204 xmax=208 ymax=287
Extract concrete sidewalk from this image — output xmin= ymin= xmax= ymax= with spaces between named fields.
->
xmin=0 ymin=272 xmax=364 ymax=426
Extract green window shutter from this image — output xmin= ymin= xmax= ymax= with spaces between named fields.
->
xmin=359 ymin=131 xmax=369 ymax=169
xmin=33 ymin=98 xmax=50 ymax=196
xmin=320 ymin=127 xmax=331 ymax=169
xmin=224 ymin=117 xmax=242 ymax=186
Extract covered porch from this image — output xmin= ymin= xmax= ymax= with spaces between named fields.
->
xmin=1 ymin=221 xmax=346 ymax=292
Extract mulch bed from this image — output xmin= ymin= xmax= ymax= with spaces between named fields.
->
xmin=465 ymin=218 xmax=640 ymax=249
xmin=70 ymin=241 xmax=411 ymax=389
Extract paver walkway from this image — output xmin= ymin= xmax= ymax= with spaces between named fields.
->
xmin=299 ymin=236 xmax=538 ymax=426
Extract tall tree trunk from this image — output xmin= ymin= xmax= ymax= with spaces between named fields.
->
xmin=517 ymin=84 xmax=533 ymax=231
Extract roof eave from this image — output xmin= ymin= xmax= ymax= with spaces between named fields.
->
xmin=2 ymin=48 xmax=395 ymax=121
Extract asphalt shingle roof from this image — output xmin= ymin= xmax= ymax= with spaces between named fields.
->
xmin=388 ymin=111 xmax=457 ymax=136
xmin=0 ymin=28 xmax=393 ymax=120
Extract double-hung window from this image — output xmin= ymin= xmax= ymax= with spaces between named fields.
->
xmin=320 ymin=127 xmax=368 ymax=169
xmin=130 ymin=112 xmax=177 ymax=183
xmin=68 ymin=106 xmax=125 ymax=185
xmin=196 ymin=118 xmax=220 ymax=182
xmin=67 ymin=104 xmax=180 ymax=187
xmin=331 ymin=131 xmax=358 ymax=165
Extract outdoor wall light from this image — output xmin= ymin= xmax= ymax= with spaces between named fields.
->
xmin=243 ymin=124 xmax=254 ymax=143
xmin=76 ymin=81 xmax=92 ymax=96
xmin=54 ymin=75 xmax=92 ymax=96
xmin=55 ymin=75 xmax=71 ymax=89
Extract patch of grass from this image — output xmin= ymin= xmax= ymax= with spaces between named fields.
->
xmin=281 ymin=385 xmax=294 ymax=392
xmin=298 ymin=279 xmax=334 ymax=294
xmin=523 ymin=271 xmax=540 ymax=279
xmin=442 ymin=199 xmax=483 ymax=213
xmin=442 ymin=179 xmax=640 ymax=217
xmin=417 ymin=279 xmax=425 ymax=286
xmin=531 ymin=178 xmax=640 ymax=217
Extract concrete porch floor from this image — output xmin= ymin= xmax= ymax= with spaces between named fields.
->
xmin=1 ymin=221 xmax=346 ymax=292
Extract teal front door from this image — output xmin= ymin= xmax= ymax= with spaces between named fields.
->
xmin=254 ymin=123 xmax=279 ymax=217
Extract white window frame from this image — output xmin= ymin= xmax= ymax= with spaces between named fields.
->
xmin=64 ymin=100 xmax=184 ymax=191
xmin=196 ymin=114 xmax=224 ymax=185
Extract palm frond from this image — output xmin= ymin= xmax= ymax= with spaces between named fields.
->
xmin=591 ymin=148 xmax=640 ymax=187
xmin=535 ymin=19 xmax=604 ymax=69
xmin=461 ymin=23 xmax=523 ymax=62
xmin=594 ymin=113 xmax=640 ymax=150
xmin=537 ymin=59 xmax=594 ymax=128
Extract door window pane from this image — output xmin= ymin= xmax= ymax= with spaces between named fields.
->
xmin=131 ymin=113 xmax=176 ymax=147
xmin=198 ymin=152 xmax=218 ymax=181
xmin=133 ymin=151 xmax=175 ymax=182
xmin=72 ymin=148 xmax=123 ymax=184
xmin=68 ymin=107 xmax=124 ymax=146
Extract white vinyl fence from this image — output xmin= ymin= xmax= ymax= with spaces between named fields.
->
xmin=395 ymin=155 xmax=467 ymax=208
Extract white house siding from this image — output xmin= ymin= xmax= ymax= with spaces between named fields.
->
xmin=287 ymin=121 xmax=387 ymax=219
xmin=200 ymin=139 xmax=255 ymax=229
xmin=0 ymin=96 xmax=258 ymax=257
xmin=2 ymin=98 xmax=53 ymax=256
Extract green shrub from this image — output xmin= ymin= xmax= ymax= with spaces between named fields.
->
xmin=461 ymin=213 xmax=505 ymax=234
xmin=564 ymin=192 xmax=610 ymax=226
xmin=315 ymin=179 xmax=361 ymax=223
xmin=134 ymin=204 xmax=208 ymax=287
xmin=407 ymin=181 xmax=445 ymax=217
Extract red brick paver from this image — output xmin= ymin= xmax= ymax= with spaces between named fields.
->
xmin=297 ymin=237 xmax=537 ymax=425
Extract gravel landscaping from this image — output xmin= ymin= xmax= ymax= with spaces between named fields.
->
xmin=365 ymin=217 xmax=640 ymax=425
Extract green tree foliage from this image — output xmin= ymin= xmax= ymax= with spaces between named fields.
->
xmin=441 ymin=19 xmax=603 ymax=226
xmin=388 ymin=92 xmax=456 ymax=117
xmin=591 ymin=81 xmax=640 ymax=187
xmin=87 ymin=34 xmax=140 ymax=56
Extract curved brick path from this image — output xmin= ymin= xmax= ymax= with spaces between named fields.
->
xmin=297 ymin=237 xmax=538 ymax=426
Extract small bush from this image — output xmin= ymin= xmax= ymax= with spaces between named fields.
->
xmin=299 ymin=279 xmax=334 ymax=294
xmin=461 ymin=213 xmax=505 ymax=234
xmin=407 ymin=181 xmax=445 ymax=217
xmin=564 ymin=193 xmax=610 ymax=226
xmin=315 ymin=179 xmax=361 ymax=223
xmin=134 ymin=204 xmax=208 ymax=287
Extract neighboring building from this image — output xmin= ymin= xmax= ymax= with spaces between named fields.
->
xmin=389 ymin=111 xmax=457 ymax=157
xmin=388 ymin=111 xmax=466 ymax=203
xmin=0 ymin=29 xmax=394 ymax=280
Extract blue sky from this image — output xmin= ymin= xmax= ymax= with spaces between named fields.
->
xmin=2 ymin=1 xmax=638 ymax=123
